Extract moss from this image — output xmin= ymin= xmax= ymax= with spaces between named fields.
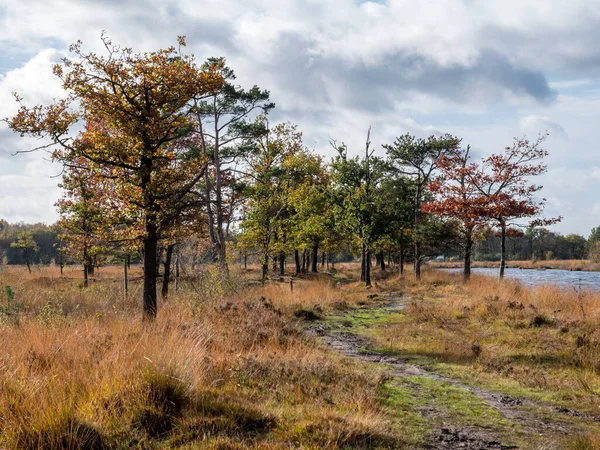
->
xmin=379 ymin=381 xmax=429 ymax=446
xmin=326 ymin=309 xmax=406 ymax=330
xmin=404 ymin=376 xmax=512 ymax=428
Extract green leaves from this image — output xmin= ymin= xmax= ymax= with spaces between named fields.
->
xmin=11 ymin=231 xmax=39 ymax=253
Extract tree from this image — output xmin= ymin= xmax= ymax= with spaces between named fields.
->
xmin=9 ymin=35 xmax=224 ymax=320
xmin=587 ymin=225 xmax=600 ymax=258
xmin=0 ymin=219 xmax=8 ymax=264
xmin=240 ymin=120 xmax=304 ymax=282
xmin=11 ymin=231 xmax=39 ymax=273
xmin=385 ymin=134 xmax=460 ymax=279
xmin=471 ymin=134 xmax=560 ymax=279
xmin=193 ymin=58 xmax=274 ymax=274
xmin=56 ymin=158 xmax=109 ymax=287
xmin=332 ymin=128 xmax=386 ymax=286
xmin=287 ymin=151 xmax=334 ymax=275
xmin=371 ymin=174 xmax=415 ymax=275
xmin=424 ymin=145 xmax=489 ymax=282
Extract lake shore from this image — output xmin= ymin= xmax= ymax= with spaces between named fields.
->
xmin=429 ymin=259 xmax=600 ymax=272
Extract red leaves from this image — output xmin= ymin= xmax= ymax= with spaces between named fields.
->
xmin=425 ymin=134 xmax=560 ymax=234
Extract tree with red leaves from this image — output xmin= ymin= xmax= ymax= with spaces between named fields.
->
xmin=471 ymin=134 xmax=560 ymax=279
xmin=424 ymin=145 xmax=489 ymax=282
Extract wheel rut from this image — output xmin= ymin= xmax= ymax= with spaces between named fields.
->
xmin=308 ymin=292 xmax=589 ymax=449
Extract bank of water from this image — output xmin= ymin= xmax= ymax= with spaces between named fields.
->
xmin=444 ymin=267 xmax=600 ymax=291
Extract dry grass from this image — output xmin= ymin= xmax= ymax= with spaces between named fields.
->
xmin=367 ymin=268 xmax=600 ymax=416
xmin=0 ymin=264 xmax=403 ymax=449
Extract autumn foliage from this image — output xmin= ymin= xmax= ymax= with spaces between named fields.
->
xmin=9 ymin=34 xmax=224 ymax=319
xmin=425 ymin=134 xmax=559 ymax=280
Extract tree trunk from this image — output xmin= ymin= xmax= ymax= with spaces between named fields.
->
xmin=361 ymin=244 xmax=366 ymax=282
xmin=82 ymin=245 xmax=89 ymax=287
xmin=399 ymin=245 xmax=405 ymax=276
xmin=294 ymin=250 xmax=300 ymax=275
xmin=213 ymin=121 xmax=229 ymax=277
xmin=204 ymin=172 xmax=217 ymax=261
xmin=311 ymin=245 xmax=318 ymax=273
xmin=321 ymin=251 xmax=326 ymax=268
xmin=175 ymin=251 xmax=180 ymax=292
xmin=301 ymin=250 xmax=306 ymax=273
xmin=123 ymin=258 xmax=129 ymax=300
xmin=464 ymin=227 xmax=473 ymax=283
xmin=161 ymin=244 xmax=174 ymax=299
xmin=379 ymin=250 xmax=385 ymax=271
xmin=279 ymin=252 xmax=285 ymax=277
xmin=244 ymin=252 xmax=247 ymax=270
xmin=414 ymin=178 xmax=422 ymax=280
xmin=365 ymin=250 xmax=372 ymax=287
xmin=499 ymin=221 xmax=507 ymax=280
xmin=143 ymin=223 xmax=159 ymax=321
xmin=262 ymin=251 xmax=269 ymax=283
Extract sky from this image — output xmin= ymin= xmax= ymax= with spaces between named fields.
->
xmin=1 ymin=0 xmax=600 ymax=236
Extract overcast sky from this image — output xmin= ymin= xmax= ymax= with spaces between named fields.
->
xmin=1 ymin=0 xmax=599 ymax=235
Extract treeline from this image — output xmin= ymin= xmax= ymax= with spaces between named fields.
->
xmin=472 ymin=228 xmax=589 ymax=261
xmin=0 ymin=221 xmax=60 ymax=266
xmin=3 ymin=35 xmax=568 ymax=319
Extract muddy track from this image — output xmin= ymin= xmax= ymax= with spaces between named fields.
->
xmin=309 ymin=292 xmax=586 ymax=449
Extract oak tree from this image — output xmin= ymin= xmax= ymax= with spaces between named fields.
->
xmin=9 ymin=35 xmax=223 ymax=319
xmin=11 ymin=231 xmax=39 ymax=274
xmin=424 ymin=145 xmax=489 ymax=282
xmin=471 ymin=134 xmax=560 ymax=279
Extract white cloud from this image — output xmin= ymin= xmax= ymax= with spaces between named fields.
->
xmin=0 ymin=0 xmax=599 ymax=235
xmin=519 ymin=115 xmax=567 ymax=138
xmin=0 ymin=48 xmax=65 ymax=118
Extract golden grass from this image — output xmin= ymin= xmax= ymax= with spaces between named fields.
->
xmin=0 ymin=263 xmax=403 ymax=449
xmin=366 ymin=268 xmax=600 ymax=416
xmin=4 ymin=261 xmax=600 ymax=447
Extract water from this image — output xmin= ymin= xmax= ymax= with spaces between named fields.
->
xmin=443 ymin=267 xmax=600 ymax=292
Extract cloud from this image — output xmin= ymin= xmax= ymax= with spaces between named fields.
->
xmin=0 ymin=0 xmax=599 ymax=234
xmin=519 ymin=115 xmax=567 ymax=138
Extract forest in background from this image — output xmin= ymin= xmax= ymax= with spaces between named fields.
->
xmin=0 ymin=219 xmax=597 ymax=267
xmin=1 ymin=34 xmax=579 ymax=320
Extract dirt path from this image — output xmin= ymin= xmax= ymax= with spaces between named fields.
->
xmin=309 ymin=292 xmax=590 ymax=449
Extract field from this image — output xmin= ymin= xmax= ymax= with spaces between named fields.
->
xmin=1 ymin=263 xmax=600 ymax=448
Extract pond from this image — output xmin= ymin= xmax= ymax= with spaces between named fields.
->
xmin=443 ymin=267 xmax=600 ymax=292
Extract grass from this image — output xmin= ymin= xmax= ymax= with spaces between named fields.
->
xmin=0 ymin=263 xmax=407 ymax=449
xmin=3 ymin=261 xmax=600 ymax=447
xmin=338 ymin=268 xmax=600 ymax=443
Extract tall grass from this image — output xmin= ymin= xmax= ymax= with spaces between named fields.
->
xmin=0 ymin=264 xmax=400 ymax=449
xmin=376 ymin=268 xmax=600 ymax=417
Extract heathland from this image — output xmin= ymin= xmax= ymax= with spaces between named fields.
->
xmin=1 ymin=263 xmax=600 ymax=449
